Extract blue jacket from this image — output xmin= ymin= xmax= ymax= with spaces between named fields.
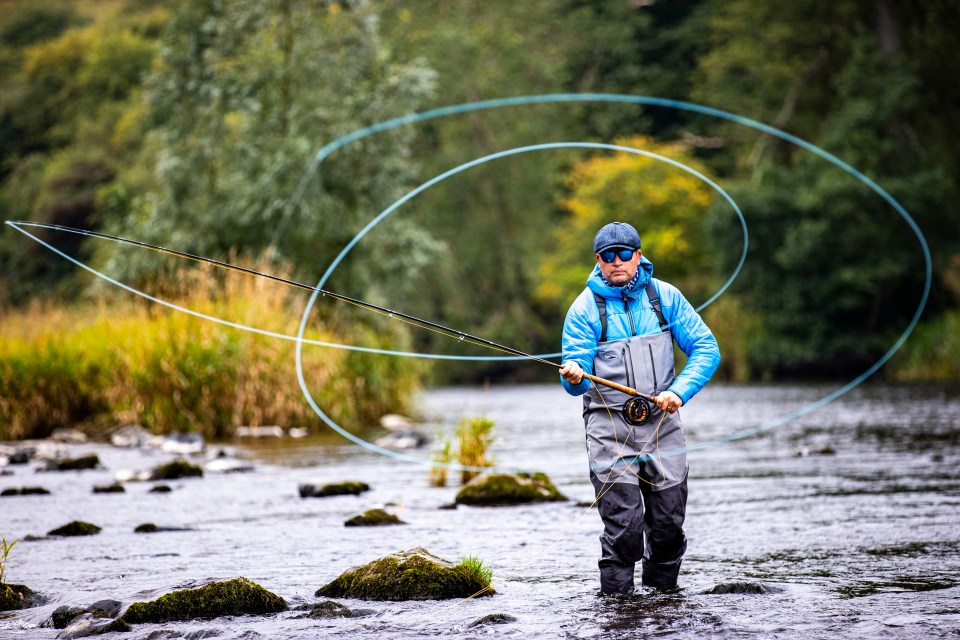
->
xmin=561 ymin=256 xmax=720 ymax=404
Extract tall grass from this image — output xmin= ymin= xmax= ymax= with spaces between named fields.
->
xmin=456 ymin=416 xmax=495 ymax=484
xmin=427 ymin=430 xmax=452 ymax=487
xmin=0 ymin=261 xmax=420 ymax=440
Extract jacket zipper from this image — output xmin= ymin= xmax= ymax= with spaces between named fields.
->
xmin=622 ymin=343 xmax=634 ymax=392
xmin=622 ymin=291 xmax=637 ymax=337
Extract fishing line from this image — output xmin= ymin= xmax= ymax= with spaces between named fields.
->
xmin=294 ymin=94 xmax=931 ymax=471
xmin=293 ymin=140 xmax=747 ymax=471
xmin=5 ymin=95 xmax=931 ymax=470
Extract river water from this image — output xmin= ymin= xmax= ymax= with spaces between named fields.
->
xmin=1 ymin=382 xmax=959 ymax=639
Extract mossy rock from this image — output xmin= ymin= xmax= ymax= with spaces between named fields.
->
xmin=48 ymin=520 xmax=101 ymax=537
xmin=48 ymin=454 xmax=100 ymax=471
xmin=0 ymin=584 xmax=35 ymax=611
xmin=455 ymin=472 xmax=567 ymax=506
xmin=121 ymin=577 xmax=287 ymax=624
xmin=344 ymin=508 xmax=405 ymax=527
xmin=315 ymin=547 xmax=494 ymax=601
xmin=2 ymin=486 xmax=52 ymax=496
xmin=150 ymin=459 xmax=203 ymax=481
xmin=93 ymin=483 xmax=125 ymax=494
xmin=134 ymin=523 xmax=159 ymax=533
xmin=298 ymin=481 xmax=369 ymax=498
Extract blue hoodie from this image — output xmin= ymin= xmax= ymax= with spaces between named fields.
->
xmin=560 ymin=255 xmax=720 ymax=404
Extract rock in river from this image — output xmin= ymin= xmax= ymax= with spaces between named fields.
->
xmin=344 ymin=508 xmax=405 ymax=527
xmin=48 ymin=521 xmax=101 ymax=537
xmin=455 ymin=472 xmax=567 ymax=506
xmin=299 ymin=481 xmax=370 ymax=498
xmin=315 ymin=547 xmax=495 ymax=601
xmin=121 ymin=577 xmax=287 ymax=624
xmin=43 ymin=454 xmax=100 ymax=472
xmin=706 ymin=581 xmax=780 ymax=594
xmin=149 ymin=458 xmax=204 ymax=480
xmin=0 ymin=583 xmax=36 ymax=611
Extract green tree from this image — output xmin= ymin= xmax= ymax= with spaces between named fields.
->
xmin=537 ymin=135 xmax=715 ymax=310
xmin=101 ymin=0 xmax=436 ymax=303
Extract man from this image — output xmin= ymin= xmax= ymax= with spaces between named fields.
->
xmin=559 ymin=221 xmax=720 ymax=594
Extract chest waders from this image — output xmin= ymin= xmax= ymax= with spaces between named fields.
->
xmin=584 ymin=282 xmax=689 ymax=594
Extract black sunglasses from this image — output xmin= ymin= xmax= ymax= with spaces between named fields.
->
xmin=598 ymin=248 xmax=637 ymax=263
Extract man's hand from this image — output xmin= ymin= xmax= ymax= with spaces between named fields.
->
xmin=654 ymin=390 xmax=683 ymax=414
xmin=559 ymin=361 xmax=584 ymax=384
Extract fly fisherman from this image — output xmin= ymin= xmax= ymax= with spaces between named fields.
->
xmin=559 ymin=221 xmax=720 ymax=594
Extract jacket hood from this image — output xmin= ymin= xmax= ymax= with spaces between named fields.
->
xmin=586 ymin=255 xmax=654 ymax=299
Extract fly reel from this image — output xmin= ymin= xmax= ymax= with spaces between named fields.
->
xmin=622 ymin=396 xmax=652 ymax=426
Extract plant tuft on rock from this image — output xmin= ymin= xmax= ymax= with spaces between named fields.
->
xmin=121 ymin=577 xmax=287 ymax=624
xmin=315 ymin=548 xmax=494 ymax=601
xmin=455 ymin=472 xmax=567 ymax=506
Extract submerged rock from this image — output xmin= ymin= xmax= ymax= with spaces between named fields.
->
xmin=468 ymin=613 xmax=518 ymax=627
xmin=0 ymin=583 xmax=35 ymax=611
xmin=149 ymin=484 xmax=173 ymax=493
xmin=121 ymin=577 xmax=287 ymax=624
xmin=315 ymin=547 xmax=495 ymax=601
xmin=44 ymin=454 xmax=100 ymax=472
xmin=150 ymin=458 xmax=203 ymax=481
xmin=92 ymin=483 xmax=125 ymax=494
xmin=374 ymin=429 xmax=428 ymax=450
xmin=51 ymin=600 xmax=121 ymax=629
xmin=296 ymin=600 xmax=373 ymax=619
xmin=134 ymin=523 xmax=193 ymax=534
xmin=706 ymin=581 xmax=777 ymax=595
xmin=1 ymin=486 xmax=51 ymax=496
xmin=48 ymin=521 xmax=101 ymax=537
xmin=344 ymin=509 xmax=406 ymax=527
xmin=455 ymin=472 xmax=567 ymax=506
xmin=57 ymin=613 xmax=130 ymax=638
xmin=298 ymin=481 xmax=370 ymax=498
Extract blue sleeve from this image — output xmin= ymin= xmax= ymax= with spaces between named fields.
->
xmin=658 ymin=281 xmax=720 ymax=404
xmin=560 ymin=290 xmax=599 ymax=396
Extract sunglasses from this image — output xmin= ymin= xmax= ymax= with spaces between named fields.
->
xmin=598 ymin=248 xmax=637 ymax=263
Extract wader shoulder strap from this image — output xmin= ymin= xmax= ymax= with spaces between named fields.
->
xmin=645 ymin=282 xmax=669 ymax=333
xmin=593 ymin=293 xmax=607 ymax=343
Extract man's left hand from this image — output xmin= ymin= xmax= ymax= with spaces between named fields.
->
xmin=654 ymin=391 xmax=683 ymax=414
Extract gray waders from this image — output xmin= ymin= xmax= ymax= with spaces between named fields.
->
xmin=583 ymin=285 xmax=688 ymax=593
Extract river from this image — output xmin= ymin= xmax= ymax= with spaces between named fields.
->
xmin=1 ymin=382 xmax=959 ymax=639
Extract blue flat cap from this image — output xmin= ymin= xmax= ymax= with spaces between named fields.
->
xmin=593 ymin=221 xmax=641 ymax=253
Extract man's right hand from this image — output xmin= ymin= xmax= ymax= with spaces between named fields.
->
xmin=559 ymin=361 xmax=584 ymax=384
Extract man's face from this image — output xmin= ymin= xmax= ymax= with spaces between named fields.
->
xmin=596 ymin=248 xmax=641 ymax=286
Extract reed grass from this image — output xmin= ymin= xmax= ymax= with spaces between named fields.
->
xmin=456 ymin=416 xmax=495 ymax=484
xmin=0 ymin=260 xmax=419 ymax=440
xmin=427 ymin=430 xmax=452 ymax=487
xmin=0 ymin=534 xmax=17 ymax=584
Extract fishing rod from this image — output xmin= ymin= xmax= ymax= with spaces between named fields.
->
xmin=9 ymin=221 xmax=658 ymax=412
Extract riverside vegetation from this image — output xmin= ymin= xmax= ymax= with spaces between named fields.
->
xmin=0 ymin=262 xmax=419 ymax=441
xmin=428 ymin=416 xmax=496 ymax=487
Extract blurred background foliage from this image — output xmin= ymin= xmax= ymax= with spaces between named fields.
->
xmin=0 ymin=0 xmax=958 ymax=437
